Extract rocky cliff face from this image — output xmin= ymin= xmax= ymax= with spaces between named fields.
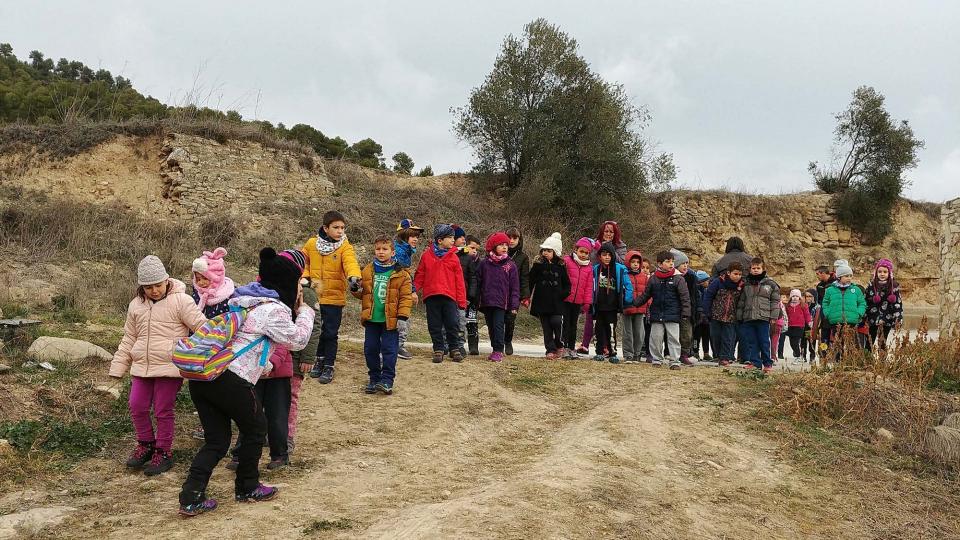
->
xmin=941 ymin=199 xmax=960 ymax=336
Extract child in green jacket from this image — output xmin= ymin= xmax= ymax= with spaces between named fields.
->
xmin=821 ymin=259 xmax=866 ymax=359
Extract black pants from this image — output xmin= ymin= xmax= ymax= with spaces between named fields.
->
xmin=539 ymin=314 xmax=563 ymax=353
xmin=869 ymin=324 xmax=892 ymax=350
xmin=482 ymin=307 xmax=506 ymax=353
xmin=180 ymin=371 xmax=265 ymax=504
xmin=786 ymin=326 xmax=804 ymax=358
xmin=505 ymin=310 xmax=517 ymax=347
xmin=255 ymin=377 xmax=290 ymax=461
xmin=318 ymin=304 xmax=343 ymax=367
xmin=560 ymin=302 xmax=581 ymax=350
xmin=694 ymin=322 xmax=711 ymax=356
xmin=594 ymin=310 xmax=618 ymax=355
xmin=643 ymin=318 xmax=652 ymax=357
xmin=425 ymin=296 xmax=461 ymax=353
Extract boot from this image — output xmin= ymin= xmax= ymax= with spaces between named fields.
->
xmin=125 ymin=441 xmax=154 ymax=469
xmin=467 ymin=324 xmax=480 ymax=355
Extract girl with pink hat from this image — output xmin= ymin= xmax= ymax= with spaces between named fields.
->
xmin=864 ymin=258 xmax=903 ymax=351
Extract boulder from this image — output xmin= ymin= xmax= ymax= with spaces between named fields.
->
xmin=27 ymin=337 xmax=112 ymax=363
xmin=0 ymin=506 xmax=76 ymax=540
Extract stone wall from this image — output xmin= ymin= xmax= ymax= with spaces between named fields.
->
xmin=941 ymin=199 xmax=960 ymax=337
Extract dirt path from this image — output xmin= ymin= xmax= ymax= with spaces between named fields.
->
xmin=9 ymin=351 xmax=886 ymax=538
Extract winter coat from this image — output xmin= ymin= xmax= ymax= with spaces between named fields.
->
xmin=816 ymin=275 xmax=837 ymax=306
xmin=702 ymin=275 xmax=743 ymax=323
xmin=711 ymin=249 xmax=753 ymax=278
xmin=225 ymin=283 xmax=316 ymax=385
xmin=291 ymin=284 xmax=320 ymax=377
xmin=736 ymin=273 xmax=781 ymax=322
xmin=563 ymin=253 xmax=594 ymax=305
xmin=508 ymin=237 xmax=531 ymax=299
xmin=622 ymin=269 xmax=651 ymax=316
xmin=262 ymin=346 xmax=293 ymax=379
xmin=529 ymin=258 xmax=571 ymax=316
xmin=865 ymin=280 xmax=903 ymax=326
xmin=413 ymin=246 xmax=467 ymax=309
xmin=634 ymin=270 xmax=689 ymax=323
xmin=191 ymin=289 xmax=231 ymax=319
xmin=476 ymin=255 xmax=520 ymax=311
xmin=591 ymin=262 xmax=634 ymax=313
xmin=822 ymin=283 xmax=867 ymax=326
xmin=682 ymin=269 xmax=702 ymax=321
xmin=457 ymin=248 xmax=480 ymax=305
xmin=353 ymin=262 xmax=413 ymax=331
xmin=785 ymin=303 xmax=812 ymax=328
xmin=110 ymin=279 xmax=207 ymax=379
xmin=301 ymin=234 xmax=362 ymax=306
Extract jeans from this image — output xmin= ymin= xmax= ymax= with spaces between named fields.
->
xmin=710 ymin=320 xmax=737 ymax=361
xmin=649 ymin=321 xmax=681 ymax=364
xmin=482 ymin=307 xmax=506 ymax=353
xmin=561 ymin=302 xmax=582 ymax=350
xmin=318 ymin=304 xmax=344 ymax=367
xmin=425 ymin=296 xmax=460 ymax=353
xmin=621 ymin=313 xmax=646 ymax=358
xmin=180 ymin=371 xmax=265 ymax=504
xmin=740 ymin=320 xmax=773 ymax=368
xmin=255 ymin=377 xmax=290 ymax=461
xmin=364 ymin=322 xmax=399 ymax=385
xmin=594 ymin=310 xmax=618 ymax=355
xmin=539 ymin=314 xmax=563 ymax=353
xmin=128 ymin=376 xmax=182 ymax=452
xmin=397 ymin=318 xmax=409 ymax=348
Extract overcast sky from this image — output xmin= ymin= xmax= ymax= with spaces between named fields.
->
xmin=3 ymin=1 xmax=958 ymax=200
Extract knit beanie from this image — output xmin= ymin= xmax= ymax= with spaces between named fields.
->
xmin=485 ymin=232 xmax=511 ymax=254
xmin=279 ymin=248 xmax=307 ymax=272
xmin=575 ymin=237 xmax=599 ymax=252
xmin=834 ymin=259 xmax=853 ymax=278
xmin=790 ymin=289 xmax=801 ymax=300
xmin=874 ymin=258 xmax=894 ymax=280
xmin=192 ymin=247 xmax=228 ymax=288
xmin=873 ymin=258 xmax=897 ymax=304
xmin=539 ymin=232 xmax=563 ymax=254
xmin=696 ymin=270 xmax=710 ymax=282
xmin=434 ymin=223 xmax=455 ymax=241
xmin=137 ymin=255 xmax=169 ymax=285
xmin=258 ymin=247 xmax=302 ymax=313
xmin=452 ymin=224 xmax=466 ymax=241
xmin=670 ymin=248 xmax=689 ymax=266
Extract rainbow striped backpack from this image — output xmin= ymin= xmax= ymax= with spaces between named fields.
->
xmin=173 ymin=305 xmax=270 ymax=381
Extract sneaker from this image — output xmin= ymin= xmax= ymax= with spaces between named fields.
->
xmin=451 ymin=349 xmax=464 ymax=363
xmin=308 ymin=360 xmax=324 ymax=378
xmin=669 ymin=363 xmax=682 ymax=370
xmin=680 ymin=355 xmax=695 ymax=366
xmin=191 ymin=428 xmax=205 ymax=441
xmin=702 ymin=354 xmax=713 ymax=361
xmin=646 ymin=355 xmax=654 ymax=364
xmin=287 ymin=438 xmax=295 ymax=455
xmin=592 ymin=354 xmax=605 ymax=361
xmin=143 ymin=449 xmax=173 ymax=476
xmin=363 ymin=382 xmax=377 ymax=394
xmin=432 ymin=351 xmax=444 ymax=363
xmin=545 ymin=351 xmax=556 ymax=360
xmin=225 ymin=457 xmax=239 ymax=471
xmin=762 ymin=365 xmax=774 ymax=374
xmin=125 ymin=442 xmax=154 ymax=469
xmin=607 ymin=355 xmax=620 ymax=364
xmin=576 ymin=347 xmax=589 ymax=356
xmin=718 ymin=359 xmax=731 ymax=367
xmin=266 ymin=457 xmax=289 ymax=470
xmin=652 ymin=360 xmax=663 ymax=367
xmin=397 ymin=347 xmax=412 ymax=360
xmin=179 ymin=498 xmax=218 ymax=517
xmin=235 ymin=483 xmax=278 ymax=503
xmin=790 ymin=357 xmax=802 ymax=365
xmin=505 ymin=343 xmax=514 ymax=356
xmin=317 ymin=365 xmax=335 ymax=384
xmin=488 ymin=352 xmax=504 ymax=362
xmin=376 ymin=382 xmax=394 ymax=395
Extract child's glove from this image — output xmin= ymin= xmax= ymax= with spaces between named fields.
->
xmin=520 ymin=298 xmax=531 ymax=308
xmin=348 ymin=277 xmax=361 ymax=293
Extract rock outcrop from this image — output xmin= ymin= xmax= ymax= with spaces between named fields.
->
xmin=941 ymin=198 xmax=960 ymax=337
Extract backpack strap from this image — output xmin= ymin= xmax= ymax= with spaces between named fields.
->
xmin=227 ymin=303 xmax=271 ymax=367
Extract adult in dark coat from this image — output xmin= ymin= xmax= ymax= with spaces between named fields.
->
xmin=711 ymin=236 xmax=754 ymax=278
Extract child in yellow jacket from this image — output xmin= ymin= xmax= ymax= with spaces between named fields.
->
xmin=303 ymin=210 xmax=361 ymax=384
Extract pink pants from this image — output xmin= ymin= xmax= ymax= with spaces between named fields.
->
xmin=129 ymin=376 xmax=182 ymax=451
xmin=580 ymin=311 xmax=594 ymax=349
xmin=288 ymin=375 xmax=303 ymax=440
xmin=770 ymin=326 xmax=783 ymax=360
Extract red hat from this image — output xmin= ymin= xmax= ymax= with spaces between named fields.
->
xmin=485 ymin=231 xmax=510 ymax=254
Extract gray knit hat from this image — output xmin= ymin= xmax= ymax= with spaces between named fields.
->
xmin=670 ymin=248 xmax=689 ymax=266
xmin=433 ymin=223 xmax=455 ymax=241
xmin=137 ymin=255 xmax=170 ymax=285
xmin=834 ymin=259 xmax=853 ymax=278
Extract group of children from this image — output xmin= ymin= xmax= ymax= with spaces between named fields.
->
xmin=107 ymin=212 xmax=905 ymax=517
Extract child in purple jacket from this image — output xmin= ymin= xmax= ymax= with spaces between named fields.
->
xmin=476 ymin=232 xmax=520 ymax=362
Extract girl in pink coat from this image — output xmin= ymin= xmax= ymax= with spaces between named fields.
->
xmin=785 ymin=288 xmax=812 ymax=362
xmin=561 ymin=237 xmax=599 ymax=358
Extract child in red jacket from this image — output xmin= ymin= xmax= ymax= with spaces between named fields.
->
xmin=785 ymin=288 xmax=812 ymax=363
xmin=413 ymin=224 xmax=467 ymax=363
xmin=621 ymin=250 xmax=650 ymax=363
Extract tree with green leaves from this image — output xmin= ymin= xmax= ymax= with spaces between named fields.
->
xmin=452 ymin=18 xmax=674 ymax=221
xmin=416 ymin=165 xmax=434 ymax=177
xmin=350 ymin=138 xmax=384 ymax=169
xmin=809 ymin=86 xmax=924 ymax=242
xmin=392 ymin=152 xmax=414 ymax=174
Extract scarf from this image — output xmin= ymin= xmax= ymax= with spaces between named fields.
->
xmin=316 ymin=229 xmax=346 ymax=256
xmin=572 ymin=252 xmax=590 ymax=266
xmin=373 ymin=258 xmax=396 ymax=273
xmin=654 ymin=268 xmax=674 ymax=279
xmin=432 ymin=243 xmax=451 ymax=258
xmin=746 ymin=271 xmax=767 ymax=283
xmin=837 ymin=282 xmax=851 ymax=289
xmin=195 ymin=276 xmax=236 ymax=307
xmin=488 ymin=251 xmax=509 ymax=262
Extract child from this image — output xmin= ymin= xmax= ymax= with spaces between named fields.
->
xmin=457 ymin=233 xmax=481 ymax=355
xmin=476 ymin=232 xmax=520 ymax=362
xmin=821 ymin=260 xmax=867 ymax=361
xmin=353 ymin=235 xmax=413 ymax=394
xmin=641 ymin=258 xmax=653 ymax=361
xmin=702 ymin=262 xmax=744 ymax=366
xmin=529 ymin=233 xmax=571 ymax=359
xmin=110 ymin=256 xmax=206 ymax=476
xmin=178 ymin=248 xmax=315 ymax=517
xmin=413 ymin=224 xmax=467 ymax=363
xmin=693 ymin=271 xmax=712 ymax=361
xmin=287 ymin=253 xmax=318 ymax=454
xmin=561 ymin=237 xmax=598 ymax=359
xmin=671 ymin=249 xmax=700 ymax=365
xmin=303 ymin=210 xmax=362 ymax=384
xmin=504 ymin=227 xmax=530 ymax=356
xmin=814 ymin=264 xmax=837 ymax=349
xmin=592 ymin=242 xmax=634 ymax=363
xmin=621 ymin=250 xmax=650 ymax=363
xmin=785 ymin=289 xmax=811 ymax=362
xmin=865 ymin=258 xmax=903 ymax=351
xmin=773 ymin=293 xmax=788 ymax=360
xmin=736 ymin=257 xmax=780 ymax=373
xmin=191 ymin=247 xmax=235 ymax=318
xmin=804 ymin=288 xmax=820 ymax=362
xmin=633 ymin=250 xmax=689 ymax=369
xmin=394 ymin=218 xmax=424 ymax=360
xmin=579 ymin=221 xmax=626 ymax=354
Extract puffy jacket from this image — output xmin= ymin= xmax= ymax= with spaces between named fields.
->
xmin=711 ymin=249 xmax=753 ymax=278
xmin=822 ymin=283 xmax=867 ymax=325
xmin=736 ymin=273 xmax=781 ymax=322
xmin=682 ymin=269 xmax=702 ymax=321
xmin=529 ymin=258 xmax=571 ymax=316
xmin=702 ymin=275 xmax=743 ymax=323
xmin=865 ymin=280 xmax=903 ymax=326
xmin=563 ymin=253 xmax=594 ymax=305
xmin=413 ymin=246 xmax=467 ymax=309
xmin=508 ymin=236 xmax=531 ymax=299
xmin=785 ymin=303 xmax=812 ymax=328
xmin=476 ymin=255 xmax=520 ymax=311
xmin=634 ymin=270 xmax=690 ymax=323
xmin=301 ymin=234 xmax=362 ymax=306
xmin=816 ymin=275 xmax=837 ymax=306
xmin=591 ymin=262 xmax=635 ymax=313
xmin=622 ymin=270 xmax=651 ymax=315
xmin=457 ymin=248 xmax=480 ymax=305
xmin=262 ymin=345 xmax=293 ymax=379
xmin=353 ymin=262 xmax=413 ymax=331
xmin=110 ymin=279 xmax=207 ymax=379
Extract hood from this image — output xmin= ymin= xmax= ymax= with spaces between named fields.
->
xmin=625 ymin=249 xmax=643 ymax=265
xmin=598 ymin=241 xmax=618 ymax=259
xmin=168 ymin=278 xmax=188 ymax=295
xmin=508 ymin=234 xmax=525 ymax=258
xmin=234 ymin=281 xmax=281 ymax=299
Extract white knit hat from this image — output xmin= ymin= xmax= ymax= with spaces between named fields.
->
xmin=539 ymin=232 xmax=563 ymax=254
xmin=138 ymin=255 xmax=169 ymax=285
xmin=834 ymin=259 xmax=853 ymax=277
